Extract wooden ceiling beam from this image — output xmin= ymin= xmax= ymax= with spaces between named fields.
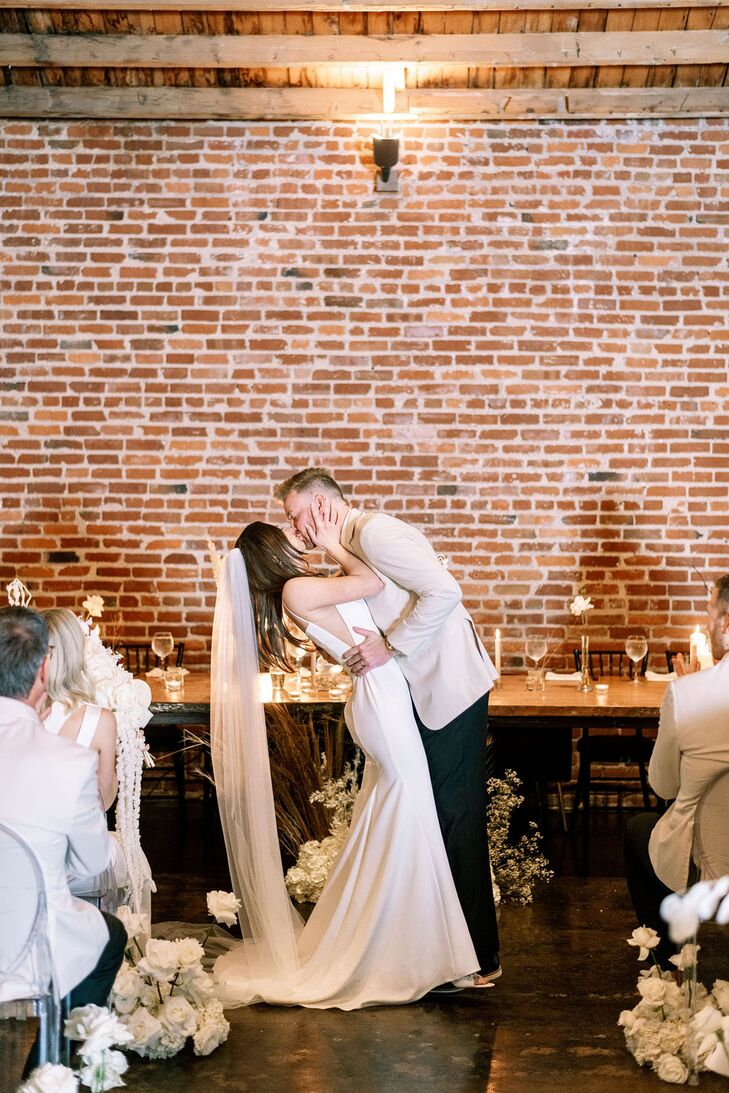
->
xmin=0 ymin=0 xmax=726 ymax=10
xmin=2 ymin=83 xmax=729 ymax=118
xmin=4 ymin=29 xmax=729 ymax=67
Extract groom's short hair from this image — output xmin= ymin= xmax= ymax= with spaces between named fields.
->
xmin=273 ymin=468 xmax=344 ymax=502
xmin=0 ymin=606 xmax=48 ymax=699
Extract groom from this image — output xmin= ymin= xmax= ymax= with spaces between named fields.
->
xmin=274 ymin=468 xmax=501 ymax=987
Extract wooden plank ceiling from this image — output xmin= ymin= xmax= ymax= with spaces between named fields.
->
xmin=1 ymin=1 xmax=729 ymax=120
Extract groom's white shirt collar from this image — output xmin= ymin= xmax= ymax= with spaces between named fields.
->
xmin=0 ymin=695 xmax=41 ymax=726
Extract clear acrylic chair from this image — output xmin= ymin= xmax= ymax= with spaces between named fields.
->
xmin=0 ymin=821 xmax=62 ymax=1067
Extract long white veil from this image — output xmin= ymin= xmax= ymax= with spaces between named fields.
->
xmin=210 ymin=549 xmax=302 ymax=982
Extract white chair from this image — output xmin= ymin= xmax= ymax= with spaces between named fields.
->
xmin=693 ymin=769 xmax=729 ymax=880
xmin=0 ymin=821 xmax=62 ymax=1067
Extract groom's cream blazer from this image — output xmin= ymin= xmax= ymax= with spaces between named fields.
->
xmin=0 ymin=697 xmax=112 ymax=998
xmin=648 ymin=655 xmax=729 ymax=893
xmin=342 ymin=508 xmax=498 ymax=730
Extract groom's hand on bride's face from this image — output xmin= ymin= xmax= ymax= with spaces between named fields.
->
xmin=343 ymin=628 xmax=393 ymax=676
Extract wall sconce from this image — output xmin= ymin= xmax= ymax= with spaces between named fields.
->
xmin=373 ymin=65 xmax=404 ymax=192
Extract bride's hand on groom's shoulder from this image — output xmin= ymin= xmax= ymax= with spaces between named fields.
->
xmin=305 ymin=501 xmax=341 ymax=556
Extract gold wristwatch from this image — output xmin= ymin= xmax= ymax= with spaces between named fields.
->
xmin=383 ymin=635 xmax=396 ymax=655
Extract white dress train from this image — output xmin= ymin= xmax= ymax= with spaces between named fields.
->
xmin=213 ymin=599 xmax=478 ymax=1009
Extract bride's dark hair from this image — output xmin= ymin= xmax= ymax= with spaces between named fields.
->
xmin=235 ymin=522 xmax=312 ymax=672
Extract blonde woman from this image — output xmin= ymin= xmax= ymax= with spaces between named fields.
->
xmin=42 ymin=608 xmax=127 ymax=899
xmin=42 ymin=608 xmax=118 ymax=810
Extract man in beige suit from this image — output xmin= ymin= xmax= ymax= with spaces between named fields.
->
xmin=275 ymin=468 xmax=501 ymax=988
xmin=625 ymin=574 xmax=729 ymax=966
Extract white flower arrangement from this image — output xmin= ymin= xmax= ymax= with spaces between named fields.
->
xmin=19 ymin=1005 xmax=132 ymax=1093
xmin=285 ymin=758 xmax=361 ymax=904
xmin=284 ymin=761 xmax=551 ymax=908
xmin=78 ymin=599 xmax=154 ymax=915
xmin=110 ymin=893 xmax=233 ymax=1060
xmin=569 ymin=594 xmax=594 ymax=620
xmin=486 ymin=770 xmax=553 ymax=905
xmin=621 ymin=921 xmax=729 ymax=1083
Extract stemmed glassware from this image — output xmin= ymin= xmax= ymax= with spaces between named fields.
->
xmin=287 ymin=644 xmax=306 ymax=696
xmin=625 ymin=635 xmax=648 ymax=683
xmin=525 ymin=635 xmax=548 ymax=691
xmin=151 ymin=631 xmax=174 ymax=672
xmin=525 ymin=635 xmax=548 ymax=669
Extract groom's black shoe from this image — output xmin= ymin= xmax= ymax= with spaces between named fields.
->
xmin=427 ymin=981 xmax=464 ymax=995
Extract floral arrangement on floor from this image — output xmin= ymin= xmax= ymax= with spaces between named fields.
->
xmin=79 ymin=595 xmax=155 ymax=915
xmin=621 ymin=878 xmax=729 ymax=1084
xmin=486 ymin=769 xmax=553 ymax=905
xmin=19 ymin=1004 xmax=133 ymax=1093
xmin=109 ymin=896 xmax=235 ymax=1061
xmin=284 ymin=756 xmax=361 ymax=903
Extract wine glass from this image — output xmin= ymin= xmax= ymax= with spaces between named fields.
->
xmin=151 ymin=631 xmax=174 ymax=673
xmin=525 ymin=635 xmax=548 ymax=668
xmin=288 ymin=644 xmax=306 ymax=694
xmin=625 ymin=635 xmax=648 ymax=683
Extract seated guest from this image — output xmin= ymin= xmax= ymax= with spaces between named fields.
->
xmin=0 ymin=606 xmax=126 ymax=1075
xmin=43 ymin=608 xmax=118 ymax=810
xmin=625 ymin=575 xmax=729 ymax=966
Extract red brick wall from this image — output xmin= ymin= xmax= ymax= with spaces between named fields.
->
xmin=2 ymin=118 xmax=728 ymax=669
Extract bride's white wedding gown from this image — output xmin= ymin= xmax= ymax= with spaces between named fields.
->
xmin=214 ymin=598 xmax=478 ymax=1009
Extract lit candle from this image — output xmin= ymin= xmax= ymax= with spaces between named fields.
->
xmin=495 ymin=628 xmax=501 ymax=678
xmin=698 ymin=634 xmax=713 ymax=670
xmin=689 ymin=625 xmax=702 ymax=665
xmin=257 ymin=673 xmax=273 ymax=703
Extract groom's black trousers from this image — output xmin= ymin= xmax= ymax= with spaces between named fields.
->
xmin=415 ymin=692 xmax=500 ymax=973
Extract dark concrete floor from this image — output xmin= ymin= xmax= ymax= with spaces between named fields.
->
xmin=3 ymin=799 xmax=728 ymax=1092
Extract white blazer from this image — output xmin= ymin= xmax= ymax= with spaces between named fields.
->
xmin=648 ymin=655 xmax=729 ymax=893
xmin=0 ymin=697 xmax=112 ymax=998
xmin=342 ymin=508 xmax=498 ymax=730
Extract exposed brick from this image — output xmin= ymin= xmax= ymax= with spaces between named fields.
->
xmin=1 ymin=117 xmax=728 ymax=669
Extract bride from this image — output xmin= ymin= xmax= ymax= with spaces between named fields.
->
xmin=212 ymin=503 xmax=479 ymax=1009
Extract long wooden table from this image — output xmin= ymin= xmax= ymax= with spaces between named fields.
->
xmin=146 ymin=672 xmax=668 ymax=727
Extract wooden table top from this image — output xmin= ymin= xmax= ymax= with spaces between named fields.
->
xmin=146 ymin=672 xmax=668 ymax=719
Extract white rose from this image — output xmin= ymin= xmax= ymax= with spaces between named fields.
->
xmin=207 ymin=890 xmax=241 ymax=927
xmin=157 ymin=994 xmax=198 ymax=1038
xmin=112 ymin=677 xmax=152 ymax=729
xmin=174 ymin=937 xmax=205 ymax=970
xmin=77 ymin=1049 xmax=128 ymax=1091
xmin=627 ymin=926 xmax=661 ymax=961
xmin=64 ymin=1004 xmax=131 ymax=1054
xmin=111 ymin=963 xmax=143 ymax=1014
xmin=120 ymin=1006 xmax=163 ymax=1052
xmin=115 ymin=906 xmax=150 ymax=943
xmin=618 ymin=1008 xmax=639 ymax=1030
xmin=193 ymin=1016 xmax=230 ymax=1056
xmin=637 ymin=977 xmax=671 ymax=1007
xmin=178 ymin=966 xmax=215 ymax=1006
xmin=136 ymin=938 xmax=179 ymax=981
xmin=654 ymin=1053 xmax=689 ymax=1084
xmin=18 ymin=1064 xmax=79 ymax=1093
xmin=713 ymin=979 xmax=729 ymax=1014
